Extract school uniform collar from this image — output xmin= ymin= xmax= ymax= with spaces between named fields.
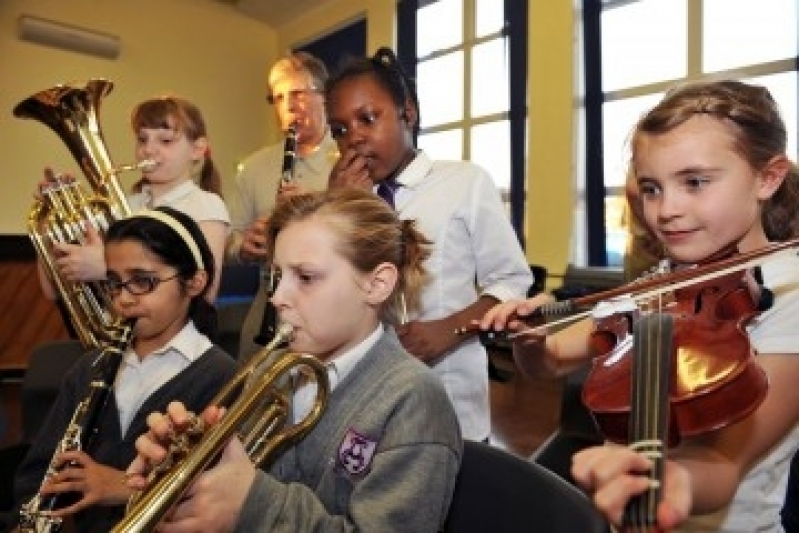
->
xmin=393 ymin=150 xmax=431 ymax=189
xmin=325 ymin=323 xmax=384 ymax=392
xmin=124 ymin=320 xmax=207 ymax=365
xmin=141 ymin=180 xmax=198 ymax=208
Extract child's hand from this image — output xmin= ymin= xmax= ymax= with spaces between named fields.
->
xmin=53 ymin=225 xmax=106 ymax=281
xmin=571 ymin=444 xmax=692 ymax=531
xmin=479 ymin=293 xmax=553 ymax=336
xmin=329 ymin=149 xmax=373 ymax=190
xmin=156 ymin=437 xmax=255 ymax=532
xmin=396 ymin=318 xmax=461 ymax=363
xmin=40 ymin=450 xmax=132 ymax=516
xmin=127 ymin=402 xmax=224 ymax=490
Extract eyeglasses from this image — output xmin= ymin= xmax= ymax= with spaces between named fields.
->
xmin=266 ymin=88 xmax=321 ymax=106
xmin=105 ymin=272 xmax=180 ymax=297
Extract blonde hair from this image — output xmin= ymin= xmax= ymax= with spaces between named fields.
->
xmin=266 ymin=188 xmax=431 ymax=325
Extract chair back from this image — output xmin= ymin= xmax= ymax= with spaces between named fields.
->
xmin=22 ymin=340 xmax=84 ymax=441
xmin=444 ymin=441 xmax=608 ymax=533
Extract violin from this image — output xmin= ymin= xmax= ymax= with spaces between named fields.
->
xmin=582 ymin=266 xmax=768 ymax=444
xmin=582 ymin=254 xmax=773 ymax=530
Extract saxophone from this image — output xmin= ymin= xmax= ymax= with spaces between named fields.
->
xmin=15 ymin=79 xmax=154 ymax=349
xmin=16 ymin=321 xmax=134 ymax=533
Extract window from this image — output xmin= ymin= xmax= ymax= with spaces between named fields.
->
xmin=579 ymin=0 xmax=798 ymax=268
xmin=413 ymin=0 xmax=516 ymax=199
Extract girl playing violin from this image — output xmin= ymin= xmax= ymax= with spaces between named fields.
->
xmin=481 ymin=80 xmax=799 ymax=532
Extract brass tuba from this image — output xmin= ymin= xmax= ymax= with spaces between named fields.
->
xmin=15 ymin=79 xmax=154 ymax=349
xmin=112 ymin=324 xmax=330 ymax=533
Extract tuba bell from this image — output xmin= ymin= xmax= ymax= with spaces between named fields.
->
xmin=112 ymin=324 xmax=329 ymax=533
xmin=15 ymin=79 xmax=154 ymax=349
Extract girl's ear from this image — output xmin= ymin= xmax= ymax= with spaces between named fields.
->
xmin=192 ymin=136 xmax=209 ymax=162
xmin=757 ymin=154 xmax=790 ymax=200
xmin=364 ymin=262 xmax=398 ymax=305
xmin=400 ymin=100 xmax=418 ymax=130
xmin=186 ymin=270 xmax=209 ymax=297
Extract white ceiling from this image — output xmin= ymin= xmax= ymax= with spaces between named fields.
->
xmin=213 ymin=0 xmax=325 ymax=28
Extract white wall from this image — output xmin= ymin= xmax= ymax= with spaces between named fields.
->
xmin=0 ymin=0 xmax=277 ymax=234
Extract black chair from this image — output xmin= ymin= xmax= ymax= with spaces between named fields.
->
xmin=444 ymin=441 xmax=609 ymax=533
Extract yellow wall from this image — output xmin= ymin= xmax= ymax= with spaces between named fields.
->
xmin=1 ymin=0 xmax=576 ymax=280
xmin=0 ymin=0 xmax=276 ymax=234
xmin=526 ymin=0 xmax=574 ymax=279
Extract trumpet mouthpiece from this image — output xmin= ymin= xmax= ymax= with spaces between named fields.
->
xmin=276 ymin=323 xmax=294 ymax=339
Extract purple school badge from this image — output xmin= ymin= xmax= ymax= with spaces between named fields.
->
xmin=338 ymin=428 xmax=377 ymax=477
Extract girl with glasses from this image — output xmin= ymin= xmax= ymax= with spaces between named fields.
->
xmin=12 ymin=207 xmax=237 ymax=532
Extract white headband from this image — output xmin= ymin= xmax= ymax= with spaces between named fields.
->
xmin=133 ymin=210 xmax=205 ymax=270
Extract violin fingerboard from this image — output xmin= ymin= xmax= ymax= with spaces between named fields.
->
xmin=623 ymin=313 xmax=674 ymax=529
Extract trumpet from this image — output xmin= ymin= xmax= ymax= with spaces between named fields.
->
xmin=112 ymin=324 xmax=329 ymax=533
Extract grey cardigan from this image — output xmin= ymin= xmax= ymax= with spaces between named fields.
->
xmin=235 ymin=328 xmax=462 ymax=532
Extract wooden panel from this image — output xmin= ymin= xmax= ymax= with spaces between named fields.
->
xmin=0 ymin=261 xmax=70 ymax=372
xmin=0 ymin=260 xmax=70 ymax=447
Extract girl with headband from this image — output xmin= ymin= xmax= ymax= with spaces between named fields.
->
xmin=12 ymin=207 xmax=237 ymax=532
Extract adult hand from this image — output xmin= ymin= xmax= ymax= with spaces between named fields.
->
xmin=239 ymin=217 xmax=269 ymax=263
xmin=572 ymin=444 xmax=692 ymax=531
xmin=40 ymin=450 xmax=132 ymax=516
xmin=328 ymin=149 xmax=373 ymax=190
xmin=53 ymin=224 xmax=106 ymax=281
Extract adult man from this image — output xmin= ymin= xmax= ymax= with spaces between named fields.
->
xmin=227 ymin=52 xmax=338 ymax=360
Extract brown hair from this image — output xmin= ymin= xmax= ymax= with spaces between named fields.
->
xmin=265 ymin=188 xmax=431 ymax=325
xmin=629 ymin=79 xmax=799 ymax=242
xmin=130 ymin=96 xmax=221 ymax=196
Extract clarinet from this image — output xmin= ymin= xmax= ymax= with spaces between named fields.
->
xmin=16 ymin=321 xmax=134 ymax=533
xmin=254 ymin=125 xmax=297 ymax=346
xmin=279 ymin=122 xmax=298 ymax=187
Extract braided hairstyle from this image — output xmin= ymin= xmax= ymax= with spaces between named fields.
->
xmin=628 ymin=79 xmax=799 ymax=242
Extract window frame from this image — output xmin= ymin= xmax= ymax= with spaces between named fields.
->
xmin=580 ymin=0 xmax=799 ymax=267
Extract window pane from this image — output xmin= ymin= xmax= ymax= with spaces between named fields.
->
xmin=471 ymin=120 xmax=510 ymax=189
xmin=471 ymin=38 xmax=509 ymax=117
xmin=605 ymin=195 xmax=627 ymax=267
xmin=704 ymin=0 xmax=798 ymax=72
xmin=601 ymin=0 xmax=687 ymax=91
xmin=602 ymin=93 xmax=664 ymax=187
xmin=417 ymin=0 xmax=463 ymax=57
xmin=475 ymin=0 xmax=504 ymax=38
xmin=743 ymin=71 xmax=798 ymax=161
xmin=419 ymin=129 xmax=463 ymax=161
xmin=418 ymin=51 xmax=464 ymax=127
